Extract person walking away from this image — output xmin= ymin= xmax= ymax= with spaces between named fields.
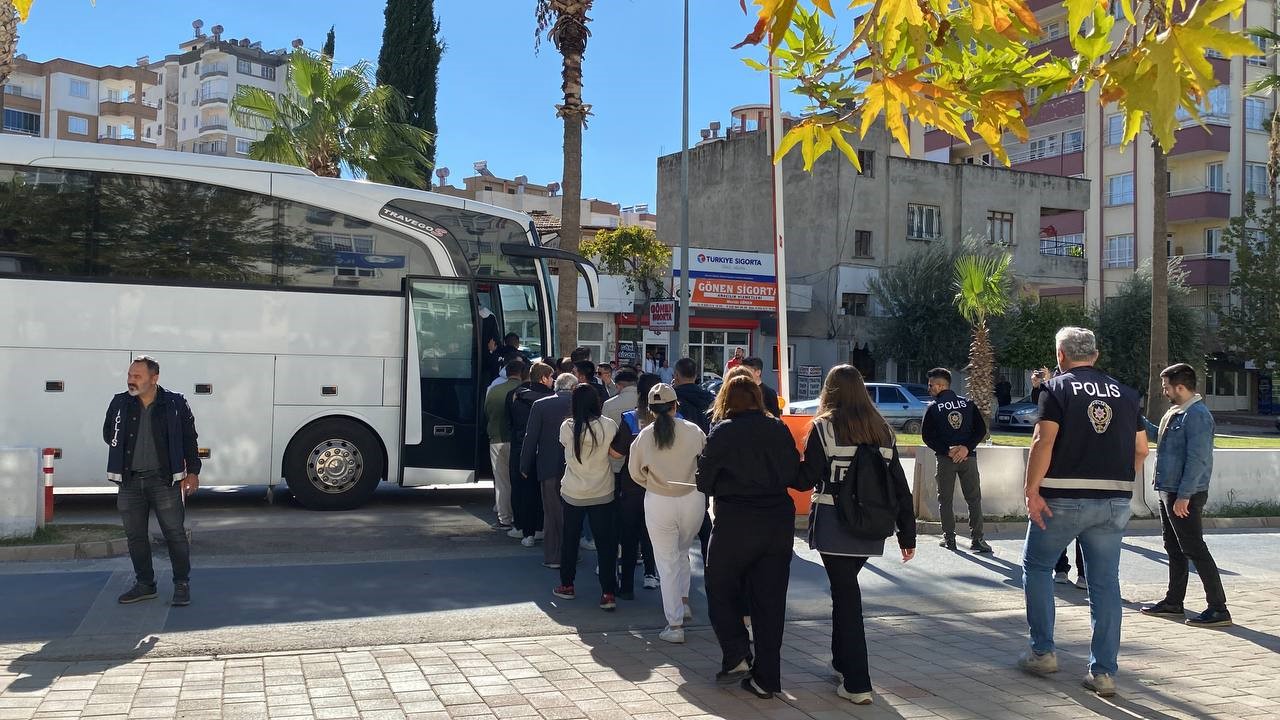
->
xmin=673 ymin=358 xmax=715 ymax=434
xmin=104 ymin=356 xmax=201 ymax=606
xmin=623 ymin=383 xmax=706 ymax=643
xmin=553 ymin=385 xmax=621 ymax=610
xmin=744 ymin=357 xmax=782 ymax=418
xmin=606 ymin=371 xmax=660 ymax=596
xmin=922 ymin=367 xmax=991 ymax=553
xmin=486 ymin=358 xmax=524 ymax=532
xmin=1139 ymin=363 xmax=1230 ymax=627
xmin=1019 ymin=327 xmax=1147 ymax=698
xmin=1034 ymin=368 xmax=1088 ymax=589
xmin=796 ymin=365 xmax=917 ymax=706
xmin=696 ymin=376 xmax=803 ymax=700
xmin=521 ymin=373 xmax=578 ymax=567
xmin=509 ymin=362 xmax=556 ymax=546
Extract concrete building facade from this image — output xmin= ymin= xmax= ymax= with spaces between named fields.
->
xmin=2 ymin=56 xmax=159 ymax=147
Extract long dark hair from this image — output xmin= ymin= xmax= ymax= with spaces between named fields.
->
xmin=570 ymin=383 xmax=603 ymax=462
xmin=634 ymin=373 xmax=662 ymax=428
xmin=650 ymin=401 xmax=677 ymax=449
xmin=816 ymin=364 xmax=893 ymax=447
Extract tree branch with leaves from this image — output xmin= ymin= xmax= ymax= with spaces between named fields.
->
xmin=580 ymin=225 xmax=672 ymax=337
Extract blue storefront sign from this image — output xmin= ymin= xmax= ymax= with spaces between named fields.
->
xmin=333 ymin=251 xmax=406 ymax=269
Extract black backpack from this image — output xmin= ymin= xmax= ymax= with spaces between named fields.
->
xmin=833 ymin=444 xmax=900 ymax=540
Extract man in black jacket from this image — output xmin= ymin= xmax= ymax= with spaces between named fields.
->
xmin=922 ymin=367 xmax=991 ymax=553
xmin=744 ymin=357 xmax=782 ymax=418
xmin=672 ymin=358 xmax=715 ymax=433
xmin=508 ymin=362 xmax=556 ymax=546
xmin=103 ymin=356 xmax=200 ymax=607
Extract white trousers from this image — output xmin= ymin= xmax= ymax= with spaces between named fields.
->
xmin=489 ymin=443 xmax=512 ymax=525
xmin=644 ymin=489 xmax=706 ymax=627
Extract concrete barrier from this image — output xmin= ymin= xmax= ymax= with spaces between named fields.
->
xmin=913 ymin=445 xmax=1280 ymax=521
xmin=0 ymin=448 xmax=43 ymax=539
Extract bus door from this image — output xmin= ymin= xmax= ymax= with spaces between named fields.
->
xmin=403 ymin=278 xmax=479 ymax=473
xmin=473 ymin=281 xmax=548 ymax=475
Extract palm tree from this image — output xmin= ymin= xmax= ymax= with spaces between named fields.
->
xmin=535 ymin=0 xmax=593 ymax=354
xmin=953 ymin=251 xmax=1013 ymax=424
xmin=0 ymin=2 xmax=20 ymax=89
xmin=230 ymin=49 xmax=433 ymax=188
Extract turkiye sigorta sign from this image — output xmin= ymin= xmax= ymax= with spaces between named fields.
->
xmin=672 ymin=248 xmax=777 ymax=311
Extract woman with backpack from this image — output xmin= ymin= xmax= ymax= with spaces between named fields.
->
xmin=554 ymin=384 xmax=620 ymax=610
xmin=623 ymin=383 xmax=706 ymax=643
xmin=696 ymin=376 xmax=803 ymax=700
xmin=797 ymin=364 xmax=916 ymax=706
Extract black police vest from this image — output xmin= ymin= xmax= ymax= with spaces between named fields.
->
xmin=1039 ymin=366 xmax=1142 ymax=499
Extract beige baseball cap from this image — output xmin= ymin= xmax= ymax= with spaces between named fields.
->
xmin=648 ymin=383 xmax=678 ymax=405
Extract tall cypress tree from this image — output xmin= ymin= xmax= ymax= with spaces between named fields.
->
xmin=322 ymin=26 xmax=335 ymax=58
xmin=376 ymin=0 xmax=444 ymax=188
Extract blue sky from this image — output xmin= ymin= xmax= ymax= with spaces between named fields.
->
xmin=14 ymin=0 xmax=817 ymax=210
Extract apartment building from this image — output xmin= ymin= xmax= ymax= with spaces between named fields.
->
xmin=143 ymin=23 xmax=291 ymax=157
xmin=657 ymin=109 xmax=1090 ymax=397
xmin=922 ymin=0 xmax=1268 ymax=410
xmin=1 ymin=55 xmax=159 ymax=146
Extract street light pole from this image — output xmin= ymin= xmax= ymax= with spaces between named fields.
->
xmin=676 ymin=0 xmax=691 ymax=361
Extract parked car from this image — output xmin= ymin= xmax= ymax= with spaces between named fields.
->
xmin=995 ymin=395 xmax=1040 ymax=431
xmin=786 ymin=382 xmax=933 ymax=433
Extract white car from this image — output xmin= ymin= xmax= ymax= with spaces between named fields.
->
xmin=786 ymin=382 xmax=933 ymax=433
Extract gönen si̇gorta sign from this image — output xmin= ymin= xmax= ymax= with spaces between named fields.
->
xmin=672 ymin=248 xmax=777 ymax=311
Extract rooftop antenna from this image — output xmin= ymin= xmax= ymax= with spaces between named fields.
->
xmin=192 ymin=19 xmax=204 ymax=39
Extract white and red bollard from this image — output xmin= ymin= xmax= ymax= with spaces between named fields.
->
xmin=41 ymin=448 xmax=55 ymax=524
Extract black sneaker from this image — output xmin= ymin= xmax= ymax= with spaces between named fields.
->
xmin=740 ymin=676 xmax=774 ymax=699
xmin=117 ymin=583 xmax=157 ymax=604
xmin=1186 ymin=608 xmax=1232 ymax=628
xmin=1139 ymin=600 xmax=1185 ymax=618
xmin=939 ymin=534 xmax=957 ymax=551
xmin=970 ymin=538 xmax=993 ymax=554
xmin=716 ymin=659 xmax=751 ymax=685
xmin=171 ymin=582 xmax=191 ymax=607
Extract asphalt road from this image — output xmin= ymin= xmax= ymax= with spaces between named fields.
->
xmin=3 ymin=484 xmax=1277 ymax=666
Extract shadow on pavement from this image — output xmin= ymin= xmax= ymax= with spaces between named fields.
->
xmin=5 ymin=636 xmax=158 ymax=692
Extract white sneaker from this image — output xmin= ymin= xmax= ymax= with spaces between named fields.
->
xmin=534 ymin=531 xmax=544 ymax=540
xmin=520 ymin=536 xmax=536 ymax=548
xmin=683 ymin=604 xmax=694 ymax=622
xmin=580 ymin=538 xmax=596 ymax=551
xmin=1075 ymin=575 xmax=1088 ymax=590
xmin=643 ymin=574 xmax=660 ymax=589
xmin=1017 ymin=650 xmax=1059 ymax=675
xmin=828 ymin=661 xmax=843 ymax=685
xmin=506 ymin=528 xmax=523 ymax=539
xmin=836 ymin=686 xmax=873 ymax=705
xmin=658 ymin=626 xmax=685 ymax=644
xmin=1054 ymin=571 xmax=1072 ymax=585
xmin=1083 ymin=672 xmax=1116 ymax=697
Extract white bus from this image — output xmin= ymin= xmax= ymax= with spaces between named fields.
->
xmin=0 ymin=136 xmax=598 ymax=510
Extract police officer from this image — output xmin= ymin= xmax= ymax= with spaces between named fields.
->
xmin=922 ymin=367 xmax=991 ymax=553
xmin=1018 ymin=327 xmax=1148 ymax=699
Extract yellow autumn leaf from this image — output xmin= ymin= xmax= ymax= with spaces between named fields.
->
xmin=829 ymin=124 xmax=864 ymax=172
xmin=15 ymin=0 xmax=34 ymax=21
xmin=1064 ymin=0 xmax=1099 ymax=35
xmin=877 ymin=0 xmax=926 ymax=56
xmin=811 ymin=0 xmax=835 ymax=17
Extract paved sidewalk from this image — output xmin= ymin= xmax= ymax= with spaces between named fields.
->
xmin=2 ymin=585 xmax=1277 ymax=720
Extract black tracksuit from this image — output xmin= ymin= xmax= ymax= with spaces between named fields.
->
xmin=696 ymin=410 xmax=803 ymax=693
xmin=507 ymin=382 xmax=554 ymax=537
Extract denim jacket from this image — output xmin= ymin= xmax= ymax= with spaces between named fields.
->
xmin=1143 ymin=399 xmax=1214 ymax=499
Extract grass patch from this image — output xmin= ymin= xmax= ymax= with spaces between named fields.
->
xmin=0 ymin=523 xmax=124 ymax=547
xmin=1206 ymin=502 xmax=1280 ymax=518
xmin=897 ymin=433 xmax=1280 ymax=449
xmin=1213 ymin=435 xmax=1280 ymax=449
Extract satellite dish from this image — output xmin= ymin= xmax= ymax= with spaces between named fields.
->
xmin=193 ymin=19 xmax=204 ymax=30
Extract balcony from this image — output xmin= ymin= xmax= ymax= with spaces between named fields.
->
xmin=1179 ymin=255 xmax=1231 ymax=286
xmin=2 ymin=91 xmax=41 ymax=113
xmin=198 ymin=121 xmax=229 ymax=133
xmin=1030 ymin=34 xmax=1073 ymax=59
xmin=1028 ymin=91 xmax=1085 ymax=127
xmin=1169 ymin=123 xmax=1230 ymax=157
xmin=199 ymin=92 xmax=229 ymax=106
xmin=1040 ymin=233 xmax=1086 ymax=259
xmin=1013 ymin=150 xmax=1084 ymax=176
xmin=98 ymin=97 xmax=158 ymax=121
xmin=1166 ymin=188 xmax=1231 ymax=223
xmin=200 ymin=63 xmax=229 ymax=79
xmin=195 ymin=141 xmax=228 ymax=156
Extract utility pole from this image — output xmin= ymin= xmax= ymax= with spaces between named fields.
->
xmin=675 ymin=0 xmax=691 ymax=360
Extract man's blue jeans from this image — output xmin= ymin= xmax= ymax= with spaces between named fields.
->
xmin=1023 ymin=496 xmax=1130 ymax=676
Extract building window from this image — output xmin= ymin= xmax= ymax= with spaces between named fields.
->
xmin=1105 ymin=234 xmax=1135 ymax=268
xmin=1105 ymin=114 xmax=1124 ymax=145
xmin=2 ymin=108 xmax=40 ymax=135
xmin=1246 ymin=162 xmax=1270 ymax=197
xmin=1250 ymin=34 xmax=1270 ymax=66
xmin=259 ymin=65 xmax=276 ymax=81
xmin=1206 ymin=162 xmax=1224 ymax=192
xmin=1205 ymin=227 xmax=1223 ymax=255
xmin=238 ymin=58 xmax=253 ymax=74
xmin=856 ymin=149 xmax=874 ymax=176
xmin=1246 ymin=97 xmax=1267 ymax=131
xmin=1063 ymin=129 xmax=1084 ymax=153
xmin=67 ymin=116 xmax=88 ymax=135
xmin=181 ymin=117 xmax=187 ymax=130
xmin=1106 ymin=173 xmax=1134 ymax=206
xmin=1178 ymin=85 xmax=1230 ymax=122
xmin=907 ymin=203 xmax=941 ymax=240
xmin=69 ymin=79 xmax=89 ymax=98
xmin=1028 ymin=135 xmax=1057 ymax=160
xmin=853 ymin=229 xmax=872 ymax=257
xmin=182 ymin=66 xmax=188 ymax=78
xmin=987 ymin=211 xmax=1014 ymax=245
xmin=236 ymin=138 xmax=252 ymax=155
xmin=577 ymin=321 xmax=606 ymax=365
xmin=841 ymin=293 xmax=869 ymax=317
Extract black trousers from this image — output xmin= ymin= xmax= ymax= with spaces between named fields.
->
xmin=706 ymin=503 xmax=793 ymax=693
xmin=617 ymin=487 xmax=656 ymax=594
xmin=1054 ymin=540 xmax=1085 ymax=575
xmin=1160 ymin=491 xmax=1227 ymax=610
xmin=561 ymin=500 xmax=619 ymax=595
xmin=509 ymin=442 xmax=543 ymax=537
xmin=936 ymin=456 xmax=984 ymax=540
xmin=118 ymin=476 xmax=190 ymax=586
xmin=821 ymin=554 xmax=871 ymax=693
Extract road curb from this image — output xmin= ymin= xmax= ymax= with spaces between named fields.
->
xmin=916 ymin=516 xmax=1279 ymax=535
xmin=0 ymin=536 xmax=129 ymax=562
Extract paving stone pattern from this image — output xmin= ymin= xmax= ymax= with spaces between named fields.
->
xmin=1 ymin=586 xmax=1277 ymax=720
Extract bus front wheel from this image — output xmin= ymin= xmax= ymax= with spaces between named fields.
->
xmin=284 ymin=419 xmax=384 ymax=510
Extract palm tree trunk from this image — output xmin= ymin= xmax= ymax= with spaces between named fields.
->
xmin=551 ymin=2 xmax=590 ymax=356
xmin=1147 ymin=140 xmax=1170 ymax=421
xmin=968 ymin=319 xmax=996 ymax=426
xmin=0 ymin=1 xmax=18 ymax=88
